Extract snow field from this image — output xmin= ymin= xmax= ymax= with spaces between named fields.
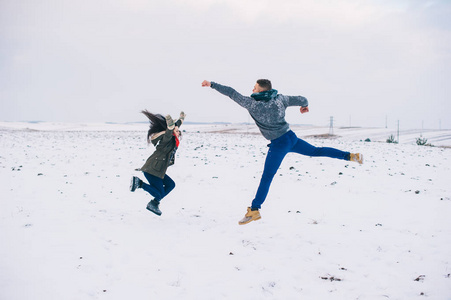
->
xmin=0 ymin=125 xmax=450 ymax=299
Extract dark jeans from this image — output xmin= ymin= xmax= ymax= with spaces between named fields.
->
xmin=141 ymin=172 xmax=175 ymax=201
xmin=251 ymin=130 xmax=350 ymax=209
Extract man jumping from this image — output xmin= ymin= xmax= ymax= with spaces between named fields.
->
xmin=202 ymin=79 xmax=363 ymax=225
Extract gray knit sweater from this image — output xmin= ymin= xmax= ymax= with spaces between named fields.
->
xmin=210 ymin=82 xmax=309 ymax=140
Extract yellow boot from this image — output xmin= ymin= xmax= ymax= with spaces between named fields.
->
xmin=349 ymin=153 xmax=363 ymax=164
xmin=238 ymin=207 xmax=261 ymax=225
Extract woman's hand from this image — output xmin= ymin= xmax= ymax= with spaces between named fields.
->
xmin=300 ymin=106 xmax=309 ymax=114
xmin=165 ymin=115 xmax=175 ymax=129
xmin=201 ymin=80 xmax=211 ymax=87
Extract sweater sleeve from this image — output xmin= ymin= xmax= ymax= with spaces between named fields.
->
xmin=211 ymin=82 xmax=253 ymax=109
xmin=283 ymin=95 xmax=309 ymax=107
xmin=161 ymin=127 xmax=174 ymax=143
xmin=150 ymin=128 xmax=174 ymax=148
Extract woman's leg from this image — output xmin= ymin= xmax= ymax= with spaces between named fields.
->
xmin=291 ymin=138 xmax=350 ymax=160
xmin=160 ymin=174 xmax=176 ymax=200
xmin=141 ymin=172 xmax=165 ymax=200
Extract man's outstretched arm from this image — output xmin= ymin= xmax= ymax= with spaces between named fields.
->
xmin=201 ymin=80 xmax=252 ymax=109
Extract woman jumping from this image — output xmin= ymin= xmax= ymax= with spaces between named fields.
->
xmin=130 ymin=110 xmax=186 ymax=216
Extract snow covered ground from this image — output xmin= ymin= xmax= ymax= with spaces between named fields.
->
xmin=1 ymin=122 xmax=450 ymax=300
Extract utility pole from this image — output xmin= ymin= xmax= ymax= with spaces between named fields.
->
xmin=421 ymin=120 xmax=424 ymax=137
xmin=329 ymin=116 xmax=334 ymax=135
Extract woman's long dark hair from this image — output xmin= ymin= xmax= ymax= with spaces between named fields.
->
xmin=141 ymin=110 xmax=167 ymax=143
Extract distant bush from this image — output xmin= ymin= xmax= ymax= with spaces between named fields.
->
xmin=386 ymin=135 xmax=397 ymax=144
xmin=416 ymin=137 xmax=432 ymax=146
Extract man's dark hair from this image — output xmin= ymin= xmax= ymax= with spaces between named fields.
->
xmin=256 ymin=79 xmax=272 ymax=91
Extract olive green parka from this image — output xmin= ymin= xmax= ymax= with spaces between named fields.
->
xmin=140 ymin=119 xmax=182 ymax=179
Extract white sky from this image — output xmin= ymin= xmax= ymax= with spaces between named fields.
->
xmin=1 ymin=0 xmax=450 ymax=129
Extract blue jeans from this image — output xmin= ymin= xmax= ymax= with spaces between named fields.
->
xmin=141 ymin=172 xmax=175 ymax=201
xmin=251 ymin=130 xmax=350 ymax=209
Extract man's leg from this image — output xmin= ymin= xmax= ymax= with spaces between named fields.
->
xmin=251 ymin=139 xmax=291 ymax=209
xmin=291 ymin=138 xmax=350 ymax=160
